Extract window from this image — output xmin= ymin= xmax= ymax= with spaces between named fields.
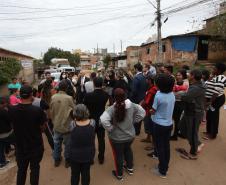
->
xmin=146 ymin=48 xmax=151 ymax=54
xmin=162 ymin=45 xmax=166 ymax=52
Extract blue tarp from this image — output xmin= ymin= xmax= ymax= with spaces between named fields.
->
xmin=172 ymin=36 xmax=197 ymax=52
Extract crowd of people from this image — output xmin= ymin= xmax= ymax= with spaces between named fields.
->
xmin=0 ymin=60 xmax=225 ymax=185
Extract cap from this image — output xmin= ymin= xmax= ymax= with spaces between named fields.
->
xmin=20 ymin=85 xmax=33 ymax=99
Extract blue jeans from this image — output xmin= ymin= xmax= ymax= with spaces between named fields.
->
xmin=53 ymin=131 xmax=70 ymax=162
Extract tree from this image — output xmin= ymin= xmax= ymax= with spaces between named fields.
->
xmin=103 ymin=54 xmax=112 ymax=69
xmin=43 ymin=47 xmax=80 ymax=66
xmin=0 ymin=58 xmax=22 ymax=85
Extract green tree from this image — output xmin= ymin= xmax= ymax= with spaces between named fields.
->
xmin=103 ymin=54 xmax=112 ymax=69
xmin=43 ymin=47 xmax=80 ymax=67
xmin=0 ymin=58 xmax=22 ymax=85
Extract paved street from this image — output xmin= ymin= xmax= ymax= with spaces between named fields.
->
xmin=33 ymin=108 xmax=226 ymax=185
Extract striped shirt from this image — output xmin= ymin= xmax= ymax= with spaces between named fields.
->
xmin=213 ymin=75 xmax=226 ymax=96
xmin=205 ymin=80 xmax=218 ymax=99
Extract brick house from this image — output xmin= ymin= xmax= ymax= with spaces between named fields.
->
xmin=0 ymin=47 xmax=34 ymax=83
xmin=137 ymin=33 xmax=226 ymax=66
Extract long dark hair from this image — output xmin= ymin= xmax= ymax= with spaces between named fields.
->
xmin=114 ymin=88 xmax=126 ymax=123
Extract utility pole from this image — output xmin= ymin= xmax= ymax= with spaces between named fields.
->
xmin=156 ymin=0 xmax=163 ymax=63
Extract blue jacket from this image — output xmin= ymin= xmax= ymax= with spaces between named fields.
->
xmin=131 ymin=73 xmax=148 ymax=104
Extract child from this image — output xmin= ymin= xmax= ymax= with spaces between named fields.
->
xmin=181 ymin=69 xmax=205 ymax=158
xmin=150 ymin=74 xmax=175 ymax=178
xmin=140 ymin=75 xmax=158 ymax=147
xmin=69 ymin=104 xmax=95 ymax=185
xmin=9 ymin=88 xmax=21 ymax=106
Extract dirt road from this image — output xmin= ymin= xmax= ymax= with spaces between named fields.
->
xmin=3 ymin=108 xmax=226 ymax=185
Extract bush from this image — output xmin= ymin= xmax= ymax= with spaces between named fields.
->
xmin=0 ymin=58 xmax=22 ymax=85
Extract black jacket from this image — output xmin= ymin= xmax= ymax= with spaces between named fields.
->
xmin=181 ymin=82 xmax=205 ymax=116
xmin=0 ymin=107 xmax=12 ymax=135
xmin=84 ymin=89 xmax=109 ymax=125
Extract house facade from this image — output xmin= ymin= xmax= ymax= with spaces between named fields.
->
xmin=0 ymin=47 xmax=34 ymax=83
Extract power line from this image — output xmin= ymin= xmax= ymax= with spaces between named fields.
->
xmin=163 ymin=0 xmax=222 ymax=16
xmin=0 ymin=12 xmax=152 ymax=39
xmin=0 ymin=2 xmax=147 ymax=15
xmin=0 ymin=0 xmax=137 ymax=11
xmin=0 ymin=4 xmax=148 ymax=21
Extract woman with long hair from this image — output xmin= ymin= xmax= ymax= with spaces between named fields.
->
xmin=100 ymin=88 xmax=145 ymax=181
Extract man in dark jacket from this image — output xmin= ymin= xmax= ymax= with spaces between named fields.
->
xmin=8 ymin=85 xmax=47 ymax=185
xmin=180 ymin=69 xmax=205 ymax=159
xmin=84 ymin=77 xmax=109 ymax=164
xmin=76 ymin=71 xmax=90 ymax=104
xmin=131 ymin=63 xmax=148 ymax=135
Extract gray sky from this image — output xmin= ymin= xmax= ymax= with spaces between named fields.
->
xmin=0 ymin=0 xmax=222 ymax=58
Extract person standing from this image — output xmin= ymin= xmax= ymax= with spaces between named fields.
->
xmin=140 ymin=75 xmax=158 ymax=144
xmin=180 ymin=70 xmax=205 ymax=159
xmin=84 ymin=72 xmax=96 ymax=93
xmin=147 ymin=60 xmax=156 ymax=76
xmin=131 ymin=63 xmax=148 ymax=135
xmin=8 ymin=85 xmax=47 ymax=185
xmin=205 ymin=63 xmax=226 ymax=139
xmin=84 ymin=77 xmax=109 ymax=164
xmin=76 ymin=71 xmax=90 ymax=104
xmin=8 ymin=77 xmax=21 ymax=93
xmin=50 ymin=80 xmax=75 ymax=167
xmin=69 ymin=104 xmax=95 ymax=185
xmin=9 ymin=88 xmax=21 ymax=106
xmin=100 ymin=88 xmax=145 ymax=180
xmin=32 ymin=88 xmax=54 ymax=150
xmin=171 ymin=69 xmax=189 ymax=140
xmin=150 ymin=74 xmax=175 ymax=178
xmin=0 ymin=97 xmax=14 ymax=169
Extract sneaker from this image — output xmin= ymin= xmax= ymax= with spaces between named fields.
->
xmin=112 ymin=170 xmax=123 ymax=181
xmin=152 ymin=168 xmax=167 ymax=179
xmin=123 ymin=165 xmax=134 ymax=175
xmin=0 ymin=160 xmax=10 ymax=170
xmin=147 ymin=152 xmax=158 ymax=159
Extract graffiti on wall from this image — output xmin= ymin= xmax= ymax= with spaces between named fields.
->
xmin=209 ymin=41 xmax=226 ymax=52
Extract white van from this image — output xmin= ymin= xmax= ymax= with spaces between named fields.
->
xmin=57 ymin=66 xmax=75 ymax=73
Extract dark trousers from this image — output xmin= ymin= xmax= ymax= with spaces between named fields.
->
xmin=16 ymin=150 xmax=43 ymax=185
xmin=183 ymin=114 xmax=202 ymax=155
xmin=0 ymin=132 xmax=14 ymax=164
xmin=134 ymin=121 xmax=142 ymax=136
xmin=153 ymin=123 xmax=172 ymax=175
xmin=206 ymin=94 xmax=225 ymax=138
xmin=96 ymin=127 xmax=105 ymax=161
xmin=172 ymin=101 xmax=184 ymax=137
xmin=110 ymin=140 xmax=133 ymax=176
xmin=44 ymin=120 xmax=54 ymax=150
xmin=71 ymin=162 xmax=91 ymax=185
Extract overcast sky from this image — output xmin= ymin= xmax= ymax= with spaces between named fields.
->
xmin=0 ymin=0 xmax=222 ymax=58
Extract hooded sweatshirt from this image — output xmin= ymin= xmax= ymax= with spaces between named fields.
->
xmin=100 ymin=99 xmax=145 ymax=143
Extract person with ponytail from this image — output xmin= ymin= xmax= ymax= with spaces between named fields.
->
xmin=100 ymin=88 xmax=145 ymax=181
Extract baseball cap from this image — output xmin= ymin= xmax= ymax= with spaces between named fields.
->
xmin=20 ymin=85 xmax=33 ymax=99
